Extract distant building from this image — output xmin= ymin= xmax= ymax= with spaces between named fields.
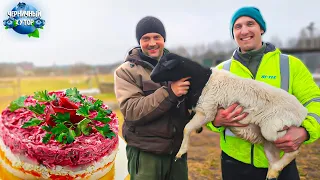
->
xmin=17 ymin=62 xmax=34 ymax=71
xmin=201 ymin=54 xmax=231 ymax=68
xmin=16 ymin=62 xmax=35 ymax=76
xmin=280 ymin=48 xmax=320 ymax=74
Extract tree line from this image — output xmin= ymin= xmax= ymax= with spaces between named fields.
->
xmin=1 ymin=22 xmax=319 ymax=77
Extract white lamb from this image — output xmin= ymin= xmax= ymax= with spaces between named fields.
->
xmin=150 ymin=54 xmax=308 ymax=180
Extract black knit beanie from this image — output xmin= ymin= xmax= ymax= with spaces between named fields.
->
xmin=136 ymin=16 xmax=166 ymax=44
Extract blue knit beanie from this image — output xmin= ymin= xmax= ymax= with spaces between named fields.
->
xmin=230 ymin=6 xmax=266 ymax=38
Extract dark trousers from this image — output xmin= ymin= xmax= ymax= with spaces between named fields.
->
xmin=126 ymin=145 xmax=188 ymax=180
xmin=221 ymin=151 xmax=300 ymax=180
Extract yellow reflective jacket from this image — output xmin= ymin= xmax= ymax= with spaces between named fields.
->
xmin=206 ymin=43 xmax=320 ymax=168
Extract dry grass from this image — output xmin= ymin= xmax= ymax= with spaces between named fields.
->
xmin=187 ymin=128 xmax=320 ymax=180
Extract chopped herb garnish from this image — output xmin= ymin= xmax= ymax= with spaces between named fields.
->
xmin=27 ymin=103 xmax=46 ymax=115
xmin=8 ymin=87 xmax=116 ymax=145
xmin=95 ymin=124 xmax=116 ymax=139
xmin=9 ymin=96 xmax=27 ymax=112
xmin=76 ymin=105 xmax=90 ymax=118
xmin=66 ymin=87 xmax=83 ymax=103
xmin=51 ymin=112 xmax=71 ymax=124
xmin=21 ymin=118 xmax=42 ymax=128
xmin=34 ymin=90 xmax=57 ymax=102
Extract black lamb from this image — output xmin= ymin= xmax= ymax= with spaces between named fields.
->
xmin=150 ymin=53 xmax=212 ymax=110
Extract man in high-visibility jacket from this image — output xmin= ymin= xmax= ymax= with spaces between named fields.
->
xmin=206 ymin=6 xmax=320 ymax=180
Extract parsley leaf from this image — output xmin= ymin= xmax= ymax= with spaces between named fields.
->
xmin=49 ymin=123 xmax=77 ymax=144
xmin=94 ymin=110 xmax=111 ymax=123
xmin=42 ymin=133 xmax=53 ymax=144
xmin=34 ymin=90 xmax=56 ymax=102
xmin=51 ymin=112 xmax=71 ymax=124
xmin=76 ymin=105 xmax=90 ymax=118
xmin=66 ymin=87 xmax=83 ymax=103
xmin=51 ymin=123 xmax=69 ymax=135
xmin=57 ymin=132 xmax=68 ymax=144
xmin=105 ymin=131 xmax=116 ymax=139
xmin=76 ymin=118 xmax=91 ymax=135
xmin=27 ymin=103 xmax=46 ymax=115
xmin=9 ymin=96 xmax=27 ymax=112
xmin=75 ymin=126 xmax=81 ymax=136
xmin=67 ymin=129 xmax=76 ymax=144
xmin=106 ymin=109 xmax=112 ymax=115
xmin=22 ymin=118 xmax=42 ymax=128
xmin=89 ymin=99 xmax=103 ymax=111
xmin=95 ymin=124 xmax=116 ymax=139
xmin=39 ymin=88 xmax=117 ymax=145
xmin=41 ymin=125 xmax=52 ymax=132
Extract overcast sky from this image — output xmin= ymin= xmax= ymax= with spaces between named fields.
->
xmin=0 ymin=0 xmax=319 ymax=67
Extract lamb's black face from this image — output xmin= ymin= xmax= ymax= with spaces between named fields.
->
xmin=150 ymin=54 xmax=182 ymax=83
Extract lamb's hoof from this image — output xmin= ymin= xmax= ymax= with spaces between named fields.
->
xmin=196 ymin=127 xmax=203 ymax=133
xmin=175 ymin=152 xmax=183 ymax=159
xmin=266 ymin=169 xmax=279 ymax=180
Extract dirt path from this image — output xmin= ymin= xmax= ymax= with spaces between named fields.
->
xmin=187 ymin=128 xmax=320 ymax=180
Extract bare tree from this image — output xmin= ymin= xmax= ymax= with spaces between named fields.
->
xmin=209 ymin=41 xmax=223 ymax=53
xmin=270 ymin=36 xmax=283 ymax=48
xmin=285 ymin=37 xmax=298 ymax=48
xmin=306 ymin=22 xmax=315 ymax=48
xmin=297 ymin=29 xmax=309 ymax=48
xmin=172 ymin=46 xmax=190 ymax=57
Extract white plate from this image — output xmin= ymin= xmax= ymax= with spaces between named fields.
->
xmin=114 ymin=137 xmax=128 ymax=180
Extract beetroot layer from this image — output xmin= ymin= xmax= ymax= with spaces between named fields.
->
xmin=0 ymin=92 xmax=119 ymax=168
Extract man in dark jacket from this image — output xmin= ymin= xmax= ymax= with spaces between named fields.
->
xmin=114 ymin=16 xmax=192 ymax=180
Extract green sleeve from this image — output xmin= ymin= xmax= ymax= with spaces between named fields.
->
xmin=290 ymin=55 xmax=320 ymax=144
xmin=206 ymin=122 xmax=226 ymax=133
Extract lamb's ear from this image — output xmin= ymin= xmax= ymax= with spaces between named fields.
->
xmin=161 ymin=59 xmax=181 ymax=70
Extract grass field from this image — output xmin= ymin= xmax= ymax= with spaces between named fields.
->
xmin=0 ymin=74 xmax=318 ymax=180
xmin=0 ymin=74 xmax=115 ymax=109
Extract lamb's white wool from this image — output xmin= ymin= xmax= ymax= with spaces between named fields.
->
xmin=177 ymin=68 xmax=308 ymax=180
xmin=196 ymin=68 xmax=307 ymax=142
